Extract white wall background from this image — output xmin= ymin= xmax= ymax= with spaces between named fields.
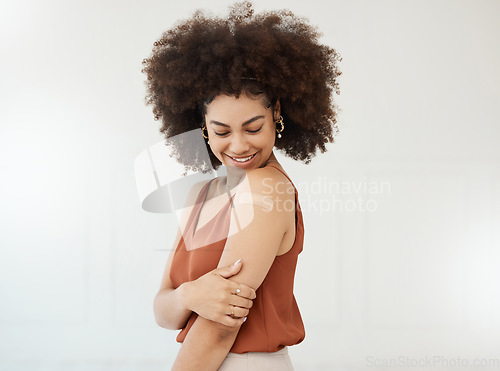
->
xmin=1 ymin=0 xmax=499 ymax=370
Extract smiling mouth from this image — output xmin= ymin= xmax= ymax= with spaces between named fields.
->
xmin=227 ymin=153 xmax=257 ymax=163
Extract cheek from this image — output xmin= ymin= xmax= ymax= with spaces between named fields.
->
xmin=209 ymin=140 xmax=224 ymax=154
xmin=208 ymin=138 xmax=228 ymax=161
xmin=264 ymin=124 xmax=276 ymax=143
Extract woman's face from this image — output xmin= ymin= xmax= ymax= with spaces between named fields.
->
xmin=204 ymin=93 xmax=279 ymax=170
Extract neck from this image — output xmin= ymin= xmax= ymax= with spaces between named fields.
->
xmin=263 ymin=152 xmax=277 ymax=165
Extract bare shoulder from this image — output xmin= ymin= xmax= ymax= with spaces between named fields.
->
xmin=242 ymin=165 xmax=295 ymax=197
xmin=231 ymin=166 xmax=295 ymax=229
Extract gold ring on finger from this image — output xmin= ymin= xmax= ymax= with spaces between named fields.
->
xmin=231 ymin=305 xmax=235 ymax=317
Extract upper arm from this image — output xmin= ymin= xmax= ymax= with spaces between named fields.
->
xmin=186 ymin=170 xmax=294 ymax=341
xmin=216 ymin=168 xmax=295 ymax=291
xmin=157 ymin=179 xmax=209 ymax=291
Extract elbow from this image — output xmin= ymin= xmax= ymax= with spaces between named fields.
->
xmin=153 ymin=315 xmax=169 ymax=330
xmin=153 ymin=291 xmax=184 ymax=330
xmin=153 ymin=294 xmax=169 ymax=329
xmin=154 ymin=318 xmax=183 ymax=331
xmin=154 ymin=317 xmax=181 ymax=331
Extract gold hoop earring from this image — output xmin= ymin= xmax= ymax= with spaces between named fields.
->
xmin=275 ymin=116 xmax=284 ymax=138
xmin=201 ymin=125 xmax=209 ymax=139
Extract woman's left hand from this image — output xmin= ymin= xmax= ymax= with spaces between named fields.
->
xmin=180 ymin=259 xmax=256 ymax=327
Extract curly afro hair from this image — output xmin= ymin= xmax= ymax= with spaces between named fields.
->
xmin=142 ymin=1 xmax=342 ymax=173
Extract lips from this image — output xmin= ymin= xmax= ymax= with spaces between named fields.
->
xmin=228 ymin=153 xmax=257 ymax=162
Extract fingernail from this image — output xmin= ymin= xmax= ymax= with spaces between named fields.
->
xmin=243 ymin=317 xmax=247 ymax=322
xmin=234 ymin=258 xmax=242 ymax=266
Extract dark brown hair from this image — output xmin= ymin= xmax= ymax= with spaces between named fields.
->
xmin=142 ymin=1 xmax=342 ymax=172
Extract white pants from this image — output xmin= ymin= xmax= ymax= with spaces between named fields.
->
xmin=218 ymin=347 xmax=294 ymax=370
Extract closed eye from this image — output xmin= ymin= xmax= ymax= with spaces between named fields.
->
xmin=214 ymin=125 xmax=263 ymax=137
xmin=247 ymin=126 xmax=263 ymax=134
xmin=214 ymin=131 xmax=229 ymax=137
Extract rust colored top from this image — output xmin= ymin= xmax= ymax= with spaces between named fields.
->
xmin=169 ymin=165 xmax=305 ymax=353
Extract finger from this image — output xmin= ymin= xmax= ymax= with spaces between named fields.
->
xmin=217 ymin=259 xmax=242 ymax=279
xmin=225 ymin=303 xmax=247 ymax=319
xmin=232 ymin=283 xmax=256 ymax=300
xmin=230 ymin=296 xmax=254 ymax=310
xmin=230 ymin=306 xmax=250 ymax=319
xmin=226 ymin=303 xmax=249 ymax=318
xmin=222 ymin=315 xmax=248 ymax=328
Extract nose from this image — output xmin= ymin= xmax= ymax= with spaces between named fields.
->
xmin=229 ymin=133 xmax=250 ymax=155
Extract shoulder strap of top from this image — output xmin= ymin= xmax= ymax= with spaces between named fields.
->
xmin=187 ymin=178 xmax=217 ymax=230
xmin=265 ymin=163 xmax=297 ymax=191
xmin=196 ymin=178 xmax=217 ymax=204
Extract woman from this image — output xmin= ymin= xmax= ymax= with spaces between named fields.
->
xmin=142 ymin=2 xmax=341 ymax=370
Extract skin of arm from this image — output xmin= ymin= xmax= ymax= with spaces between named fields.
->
xmin=154 ymin=180 xmax=256 ymax=330
xmin=172 ymin=167 xmax=295 ymax=370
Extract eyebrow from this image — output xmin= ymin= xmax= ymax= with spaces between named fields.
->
xmin=209 ymin=115 xmax=265 ymax=128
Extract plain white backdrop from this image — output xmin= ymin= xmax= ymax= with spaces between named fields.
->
xmin=1 ymin=0 xmax=499 ymax=370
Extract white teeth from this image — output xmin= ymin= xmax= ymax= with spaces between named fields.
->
xmin=231 ymin=154 xmax=254 ymax=162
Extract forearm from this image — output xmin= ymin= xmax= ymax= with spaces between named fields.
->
xmin=172 ymin=316 xmax=240 ymax=371
xmin=153 ymin=282 xmax=192 ymax=330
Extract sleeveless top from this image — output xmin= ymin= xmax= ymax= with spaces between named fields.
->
xmin=169 ymin=164 xmax=305 ymax=353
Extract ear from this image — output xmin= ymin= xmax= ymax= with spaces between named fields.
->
xmin=273 ymin=98 xmax=281 ymax=120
